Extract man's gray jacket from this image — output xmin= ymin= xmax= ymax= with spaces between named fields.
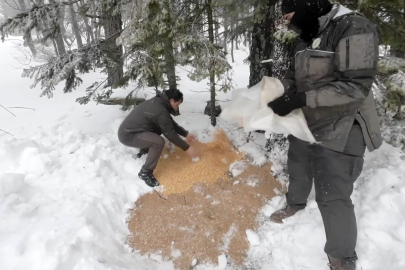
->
xmin=118 ymin=91 xmax=189 ymax=151
xmin=281 ymin=4 xmax=383 ymax=152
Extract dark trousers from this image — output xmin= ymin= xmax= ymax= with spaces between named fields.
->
xmin=118 ymin=131 xmax=165 ymax=172
xmin=286 ymin=125 xmax=366 ymax=262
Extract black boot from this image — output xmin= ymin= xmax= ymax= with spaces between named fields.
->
xmin=270 ymin=205 xmax=302 ymax=223
xmin=134 ymin=152 xmax=145 ymax=159
xmin=328 ymin=256 xmax=356 ymax=270
xmin=138 ymin=170 xmax=159 ymax=187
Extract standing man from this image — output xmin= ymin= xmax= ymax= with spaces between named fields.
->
xmin=267 ymin=1 xmax=382 ymax=269
xmin=118 ymin=88 xmax=197 ymax=187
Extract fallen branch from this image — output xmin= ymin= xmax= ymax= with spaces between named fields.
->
xmin=0 ymin=128 xmax=14 ymax=136
xmin=154 ymin=190 xmax=168 ymax=201
xmin=0 ymin=103 xmax=16 ymax=117
xmin=7 ymin=106 xmax=36 ymax=111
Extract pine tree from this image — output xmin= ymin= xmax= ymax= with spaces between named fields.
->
xmin=248 ymin=0 xmax=277 ymax=87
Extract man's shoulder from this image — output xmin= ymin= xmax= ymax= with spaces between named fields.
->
xmin=334 ymin=13 xmax=376 ymax=32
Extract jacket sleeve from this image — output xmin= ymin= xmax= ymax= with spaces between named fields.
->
xmin=173 ymin=119 xmax=189 ymax=137
xmin=306 ymin=16 xmax=379 ymax=108
xmin=156 ymin=111 xmax=190 ymax=151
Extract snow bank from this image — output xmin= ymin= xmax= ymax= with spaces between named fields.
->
xmin=0 ymin=130 xmax=175 ymax=270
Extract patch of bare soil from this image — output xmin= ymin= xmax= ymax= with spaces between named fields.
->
xmin=128 ymin=163 xmax=281 ymax=269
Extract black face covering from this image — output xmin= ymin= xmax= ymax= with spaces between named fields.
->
xmin=282 ymin=0 xmax=333 ymax=42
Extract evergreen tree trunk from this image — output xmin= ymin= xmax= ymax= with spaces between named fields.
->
xmin=23 ymin=32 xmax=37 ymax=56
xmin=248 ymin=0 xmax=277 ymax=87
xmin=391 ymin=45 xmax=405 ymax=58
xmin=54 ymin=32 xmax=66 ymax=55
xmin=69 ymin=0 xmax=83 ymax=49
xmin=79 ymin=1 xmax=94 ymax=44
xmin=230 ymin=24 xmax=235 ymax=63
xmin=214 ymin=11 xmax=219 ymax=43
xmin=194 ymin=0 xmax=203 ymax=33
xmin=223 ymin=15 xmax=228 ymax=53
xmin=52 ymin=39 xmax=59 ymax=55
xmin=54 ymin=3 xmax=66 ymax=55
xmin=206 ymin=0 xmax=216 ymax=127
xmin=164 ymin=36 xmax=177 ymax=89
xmin=18 ymin=0 xmax=26 ymax=11
xmin=102 ymin=12 xmax=124 ymax=88
xmin=265 ymin=1 xmax=295 ymax=157
xmin=18 ymin=0 xmax=37 ymax=57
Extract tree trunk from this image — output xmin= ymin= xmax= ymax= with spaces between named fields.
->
xmin=223 ymin=15 xmax=228 ymax=54
xmin=79 ymin=0 xmax=94 ymax=44
xmin=206 ymin=0 xmax=216 ymax=127
xmin=23 ymin=32 xmax=37 ymax=56
xmin=54 ymin=32 xmax=66 ymax=55
xmin=69 ymin=0 xmax=83 ymax=49
xmin=271 ymin=2 xmax=295 ymax=80
xmin=390 ymin=45 xmax=405 ymax=58
xmin=59 ymin=4 xmax=73 ymax=49
xmin=194 ymin=0 xmax=203 ymax=33
xmin=52 ymin=39 xmax=59 ymax=55
xmin=18 ymin=0 xmax=26 ymax=11
xmin=265 ymin=1 xmax=295 ymax=158
xmin=16 ymin=0 xmax=36 ymax=57
xmin=214 ymin=11 xmax=219 ymax=43
xmin=230 ymin=22 xmax=235 ymax=63
xmin=248 ymin=0 xmax=277 ymax=87
xmin=53 ymin=3 xmax=66 ymax=55
xmin=103 ymin=12 xmax=124 ymax=88
xmin=164 ymin=36 xmax=177 ymax=89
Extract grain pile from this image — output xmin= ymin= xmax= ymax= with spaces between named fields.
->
xmin=128 ymin=163 xmax=283 ymax=270
xmin=154 ymin=130 xmax=243 ymax=195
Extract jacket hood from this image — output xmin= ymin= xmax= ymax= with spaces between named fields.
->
xmin=318 ymin=4 xmax=359 ymax=32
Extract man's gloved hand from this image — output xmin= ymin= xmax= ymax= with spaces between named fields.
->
xmin=268 ymin=92 xmax=307 ymax=116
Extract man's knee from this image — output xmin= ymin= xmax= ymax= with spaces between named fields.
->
xmin=152 ymin=135 xmax=165 ymax=149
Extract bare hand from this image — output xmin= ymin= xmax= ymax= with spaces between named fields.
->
xmin=186 ymin=134 xmax=197 ymax=145
xmin=186 ymin=146 xmax=198 ymax=158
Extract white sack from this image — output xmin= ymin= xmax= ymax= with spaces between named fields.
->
xmin=220 ymin=76 xmax=316 ymax=143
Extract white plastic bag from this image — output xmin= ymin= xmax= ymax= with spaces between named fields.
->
xmin=220 ymin=76 xmax=316 ymax=143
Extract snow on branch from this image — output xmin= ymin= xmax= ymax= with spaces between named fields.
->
xmin=22 ymin=40 xmax=109 ymax=98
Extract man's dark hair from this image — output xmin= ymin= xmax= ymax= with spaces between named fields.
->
xmin=164 ymin=88 xmax=184 ymax=102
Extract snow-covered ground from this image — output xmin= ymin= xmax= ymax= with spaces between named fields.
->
xmin=1 ymin=38 xmax=404 ymax=270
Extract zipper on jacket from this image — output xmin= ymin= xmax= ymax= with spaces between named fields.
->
xmin=346 ymin=38 xmax=350 ymax=69
xmin=357 ymin=109 xmax=377 ymax=149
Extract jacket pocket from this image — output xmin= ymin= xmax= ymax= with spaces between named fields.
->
xmin=307 ymin=52 xmax=334 ymax=82
xmin=337 ymin=33 xmax=375 ymax=72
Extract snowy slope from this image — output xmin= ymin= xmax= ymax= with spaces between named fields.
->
xmin=1 ymin=38 xmax=405 ymax=270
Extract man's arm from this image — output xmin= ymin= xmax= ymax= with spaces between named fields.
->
xmin=156 ymin=112 xmax=189 ymax=151
xmin=306 ymin=16 xmax=379 ymax=108
xmin=172 ymin=118 xmax=189 ymax=137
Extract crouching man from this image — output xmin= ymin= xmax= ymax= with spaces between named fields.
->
xmin=118 ymin=88 xmax=198 ymax=187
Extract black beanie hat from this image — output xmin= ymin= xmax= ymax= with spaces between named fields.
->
xmin=282 ymin=0 xmax=333 ymax=42
xmin=282 ymin=0 xmax=333 ymax=16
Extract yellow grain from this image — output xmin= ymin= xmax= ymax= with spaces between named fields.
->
xmin=154 ymin=130 xmax=242 ymax=195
